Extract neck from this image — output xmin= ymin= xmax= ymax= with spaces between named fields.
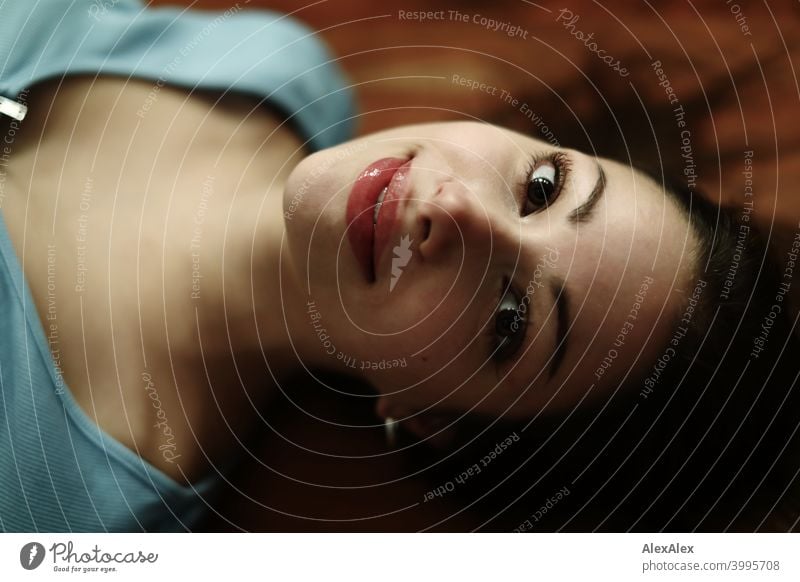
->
xmin=159 ymin=153 xmax=355 ymax=399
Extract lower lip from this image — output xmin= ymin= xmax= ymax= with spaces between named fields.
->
xmin=346 ymin=157 xmax=409 ymax=282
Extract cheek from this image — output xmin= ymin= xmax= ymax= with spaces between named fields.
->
xmin=365 ymin=346 xmax=471 ymax=403
xmin=401 ymin=323 xmax=486 ymax=379
xmin=341 ymin=307 xmax=473 ymax=379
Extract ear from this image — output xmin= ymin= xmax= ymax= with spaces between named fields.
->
xmin=375 ymin=398 xmax=460 ymax=449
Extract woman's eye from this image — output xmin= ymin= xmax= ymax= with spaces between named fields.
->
xmin=528 ymin=163 xmax=557 ymax=205
xmin=521 ymin=154 xmax=568 ymax=216
xmin=493 ymin=285 xmax=526 ymax=362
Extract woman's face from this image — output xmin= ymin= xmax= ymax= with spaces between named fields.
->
xmin=283 ymin=121 xmax=699 ymax=421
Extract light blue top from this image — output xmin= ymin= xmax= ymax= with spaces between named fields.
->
xmin=0 ymin=0 xmax=355 ymax=532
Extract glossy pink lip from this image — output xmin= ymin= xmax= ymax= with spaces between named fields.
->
xmin=346 ymin=157 xmax=412 ymax=282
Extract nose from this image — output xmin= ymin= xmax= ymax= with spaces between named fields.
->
xmin=416 ymin=179 xmax=515 ymax=261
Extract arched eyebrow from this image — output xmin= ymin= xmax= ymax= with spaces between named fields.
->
xmin=567 ymin=161 xmax=606 ymax=225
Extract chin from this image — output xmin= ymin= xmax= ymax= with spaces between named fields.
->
xmin=284 ymin=152 xmax=335 ymax=223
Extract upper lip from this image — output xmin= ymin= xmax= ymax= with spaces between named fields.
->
xmin=345 ymin=156 xmax=414 ymax=283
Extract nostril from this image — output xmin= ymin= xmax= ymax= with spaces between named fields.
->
xmin=421 ymin=217 xmax=432 ymax=241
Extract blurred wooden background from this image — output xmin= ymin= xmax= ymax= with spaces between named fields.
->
xmin=146 ymin=0 xmax=800 ymax=531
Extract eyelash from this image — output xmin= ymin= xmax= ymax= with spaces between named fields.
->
xmin=518 ymin=151 xmax=571 ymax=216
xmin=487 ymin=151 xmax=570 ymax=368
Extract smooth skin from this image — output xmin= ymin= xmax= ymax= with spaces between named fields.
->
xmin=284 ymin=121 xmax=700 ymax=434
